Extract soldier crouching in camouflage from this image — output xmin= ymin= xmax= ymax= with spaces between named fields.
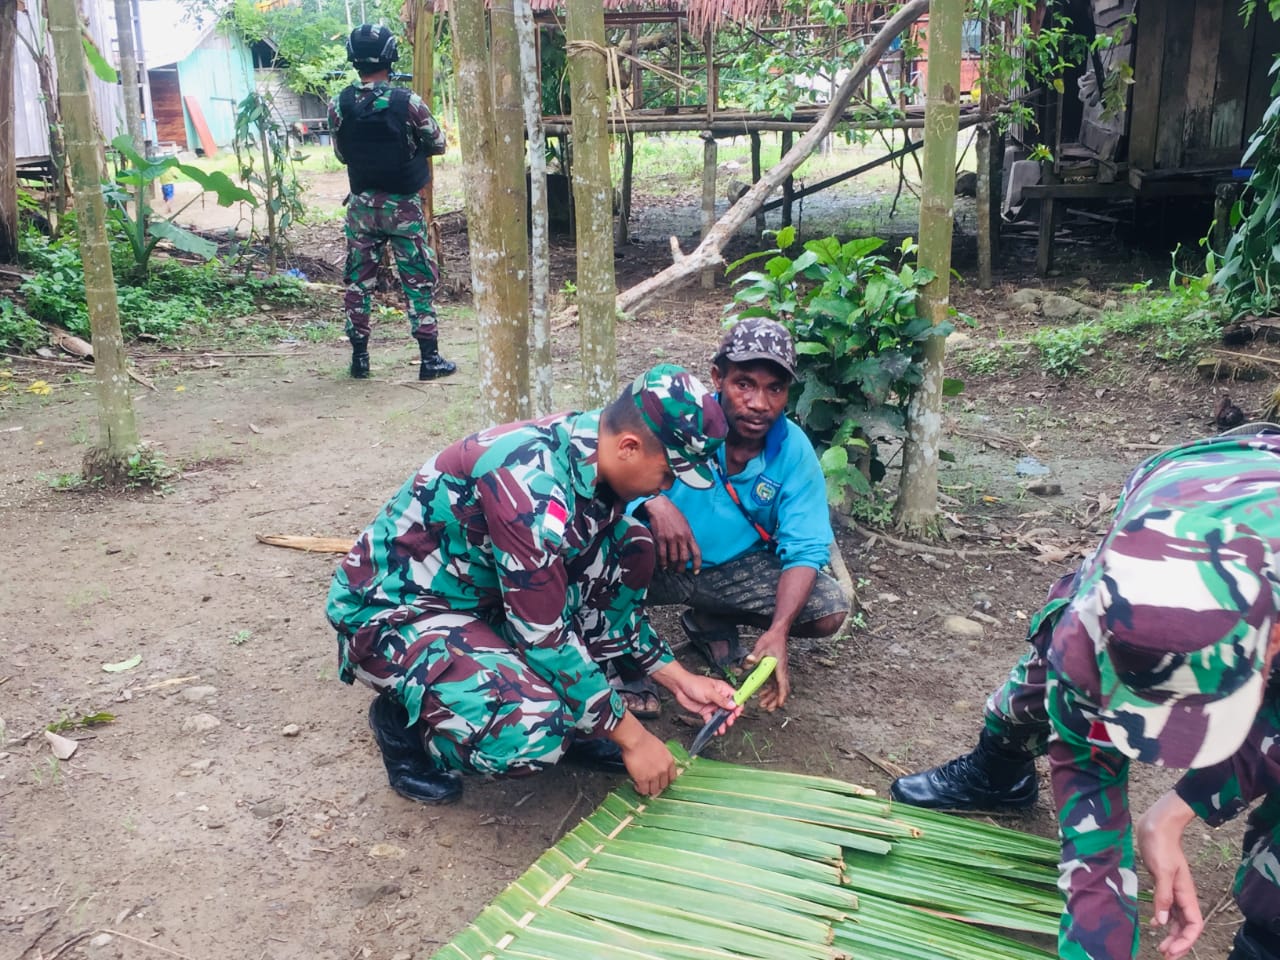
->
xmin=327 ymin=365 xmax=742 ymax=805
xmin=890 ymin=431 xmax=1280 ymax=960
xmin=329 ymin=24 xmax=454 ymax=381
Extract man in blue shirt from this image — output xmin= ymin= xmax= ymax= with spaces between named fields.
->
xmin=633 ymin=318 xmax=848 ymax=714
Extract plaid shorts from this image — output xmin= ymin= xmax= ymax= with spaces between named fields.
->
xmin=646 ymin=549 xmax=848 ymax=625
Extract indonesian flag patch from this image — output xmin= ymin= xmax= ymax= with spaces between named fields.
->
xmin=543 ymin=498 xmax=568 ymax=541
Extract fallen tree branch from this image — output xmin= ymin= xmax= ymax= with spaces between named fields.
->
xmin=256 ymin=533 xmax=354 ymax=553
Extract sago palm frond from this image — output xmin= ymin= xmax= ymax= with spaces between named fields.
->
xmin=430 ymin=746 xmax=1059 ymax=960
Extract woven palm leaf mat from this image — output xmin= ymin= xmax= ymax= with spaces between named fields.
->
xmin=431 ymin=747 xmax=1059 ymax=960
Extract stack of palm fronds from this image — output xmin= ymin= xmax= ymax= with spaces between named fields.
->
xmin=431 ymin=748 xmax=1060 ymax=960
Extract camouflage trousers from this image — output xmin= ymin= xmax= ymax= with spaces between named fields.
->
xmin=343 ymin=193 xmax=438 ymax=341
xmin=338 ymin=517 xmax=656 ymax=778
xmin=983 ymin=568 xmax=1280 ymax=956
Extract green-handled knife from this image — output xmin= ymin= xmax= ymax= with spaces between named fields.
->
xmin=688 ymin=656 xmax=777 ymax=758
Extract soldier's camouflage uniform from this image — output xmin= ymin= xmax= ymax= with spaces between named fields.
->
xmin=327 ymin=80 xmax=445 ymax=343
xmin=981 ymin=433 xmax=1280 ymax=959
xmin=326 ymin=409 xmax=675 ymax=776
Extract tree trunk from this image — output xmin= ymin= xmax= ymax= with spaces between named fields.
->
xmin=976 ymin=121 xmax=993 ymax=288
xmin=449 ymin=0 xmax=522 ymax=423
xmin=113 ymin=0 xmax=143 ymax=151
xmin=490 ymin=0 xmax=531 ymax=418
xmin=894 ymin=0 xmax=964 ymax=535
xmin=516 ymin=0 xmax=553 ymax=416
xmin=47 ymin=0 xmax=139 ymax=481
xmin=112 ymin=0 xmax=145 ymax=229
xmin=409 ymin=1 xmax=435 ymax=245
xmin=566 ymin=0 xmax=616 ymax=407
xmin=612 ymin=0 xmax=927 ymax=319
xmin=257 ymin=110 xmax=278 ymax=272
xmin=0 ymin=0 xmax=17 ymax=263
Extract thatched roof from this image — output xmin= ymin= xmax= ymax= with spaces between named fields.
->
xmin=433 ymin=1 xmax=875 ymax=40
xmin=525 ymin=0 xmax=821 ymax=38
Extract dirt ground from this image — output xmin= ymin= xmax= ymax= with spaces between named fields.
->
xmin=2 ymin=150 xmax=1276 ymax=960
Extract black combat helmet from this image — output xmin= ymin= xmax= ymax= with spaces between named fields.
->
xmin=346 ymin=23 xmax=399 ymax=67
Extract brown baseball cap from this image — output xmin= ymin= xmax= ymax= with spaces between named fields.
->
xmin=714 ymin=317 xmax=797 ymax=378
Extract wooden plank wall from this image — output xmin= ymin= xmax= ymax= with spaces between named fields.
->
xmin=1130 ymin=0 xmax=1280 ymax=172
xmin=148 ymin=70 xmax=187 ymax=149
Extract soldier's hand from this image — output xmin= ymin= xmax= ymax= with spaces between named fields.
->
xmin=1137 ymin=791 xmax=1203 ymax=960
xmin=609 ymin=712 xmax=676 ymax=796
xmin=654 ymin=664 xmax=738 ymax=728
xmin=644 ymin=495 xmax=701 ymax=573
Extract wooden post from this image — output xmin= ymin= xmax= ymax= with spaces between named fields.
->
xmin=750 ymin=130 xmax=764 ymax=236
xmin=705 ymin=29 xmax=716 ymax=122
xmin=1036 ymin=193 xmax=1057 ymax=276
xmin=630 ymin=24 xmax=643 ymax=109
xmin=701 ymin=132 xmax=717 ymax=290
xmin=616 ymin=130 xmax=634 ymax=246
xmin=780 ymin=130 xmax=794 ymax=227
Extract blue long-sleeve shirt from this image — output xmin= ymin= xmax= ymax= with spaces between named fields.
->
xmin=657 ymin=414 xmax=832 ymax=570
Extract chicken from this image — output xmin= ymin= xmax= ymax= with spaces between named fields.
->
xmin=1213 ymin=393 xmax=1246 ymax=430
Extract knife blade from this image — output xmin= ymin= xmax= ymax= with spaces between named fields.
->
xmin=688 ymin=656 xmax=778 ymax=758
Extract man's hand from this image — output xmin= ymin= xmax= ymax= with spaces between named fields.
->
xmin=608 ymin=711 xmax=676 ymax=796
xmin=746 ymin=628 xmax=789 ymax=711
xmin=652 ymin=662 xmax=740 ymax=727
xmin=1137 ymin=791 xmax=1204 ymax=960
xmin=644 ymin=496 xmax=701 ymax=573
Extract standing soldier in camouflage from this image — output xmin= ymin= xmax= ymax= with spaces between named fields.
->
xmin=327 ymin=365 xmax=741 ymax=805
xmin=329 ymin=24 xmax=454 ymax=381
xmin=890 ymin=432 xmax=1280 ymax=960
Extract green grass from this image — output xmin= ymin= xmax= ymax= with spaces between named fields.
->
xmin=1026 ymin=284 xmax=1225 ymax=379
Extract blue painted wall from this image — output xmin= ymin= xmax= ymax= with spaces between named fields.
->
xmin=178 ymin=32 xmax=254 ymax=149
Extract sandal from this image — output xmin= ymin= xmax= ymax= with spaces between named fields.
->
xmin=679 ymin=610 xmax=747 ymax=681
xmin=611 ymin=675 xmax=662 ymax=720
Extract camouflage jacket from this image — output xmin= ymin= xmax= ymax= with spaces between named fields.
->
xmin=326 ymin=411 xmax=671 ymax=737
xmin=1035 ymin=434 xmax=1280 ymax=960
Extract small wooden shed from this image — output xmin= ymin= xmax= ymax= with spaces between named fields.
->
xmin=136 ymin=0 xmax=255 ymax=153
xmin=1025 ymin=0 xmax=1280 ymax=271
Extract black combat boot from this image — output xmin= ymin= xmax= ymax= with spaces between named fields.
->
xmin=889 ymin=729 xmax=1038 ymax=810
xmin=417 ymin=336 xmax=457 ymax=380
xmin=562 ymin=736 xmax=627 ymax=773
xmin=349 ymin=335 xmax=370 ymax=379
xmin=367 ymin=694 xmax=462 ymax=805
xmin=1229 ymin=922 xmax=1280 ymax=960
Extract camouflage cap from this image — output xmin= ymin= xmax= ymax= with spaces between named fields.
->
xmin=714 ymin=318 xmax=797 ymax=378
xmin=631 ymin=364 xmax=728 ymax=489
xmin=1051 ymin=511 xmax=1278 ymax=769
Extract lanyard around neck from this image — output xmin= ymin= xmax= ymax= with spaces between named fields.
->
xmin=716 ymin=461 xmax=774 ymax=547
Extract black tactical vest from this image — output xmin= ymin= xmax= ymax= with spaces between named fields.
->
xmin=336 ymin=86 xmax=429 ymax=196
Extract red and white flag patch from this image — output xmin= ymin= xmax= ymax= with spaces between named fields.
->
xmin=543 ymin=498 xmax=568 ymax=540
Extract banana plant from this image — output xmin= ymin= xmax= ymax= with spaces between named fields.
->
xmin=104 ymin=135 xmax=257 ymax=279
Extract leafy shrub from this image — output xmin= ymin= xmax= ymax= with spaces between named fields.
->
xmin=1215 ymin=57 xmax=1280 ymax=319
xmin=14 ymin=231 xmax=311 ymax=347
xmin=726 ymin=228 xmax=956 ymax=505
xmin=0 ymin=298 xmax=44 ymax=351
xmin=1029 ymin=323 xmax=1106 ymax=377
